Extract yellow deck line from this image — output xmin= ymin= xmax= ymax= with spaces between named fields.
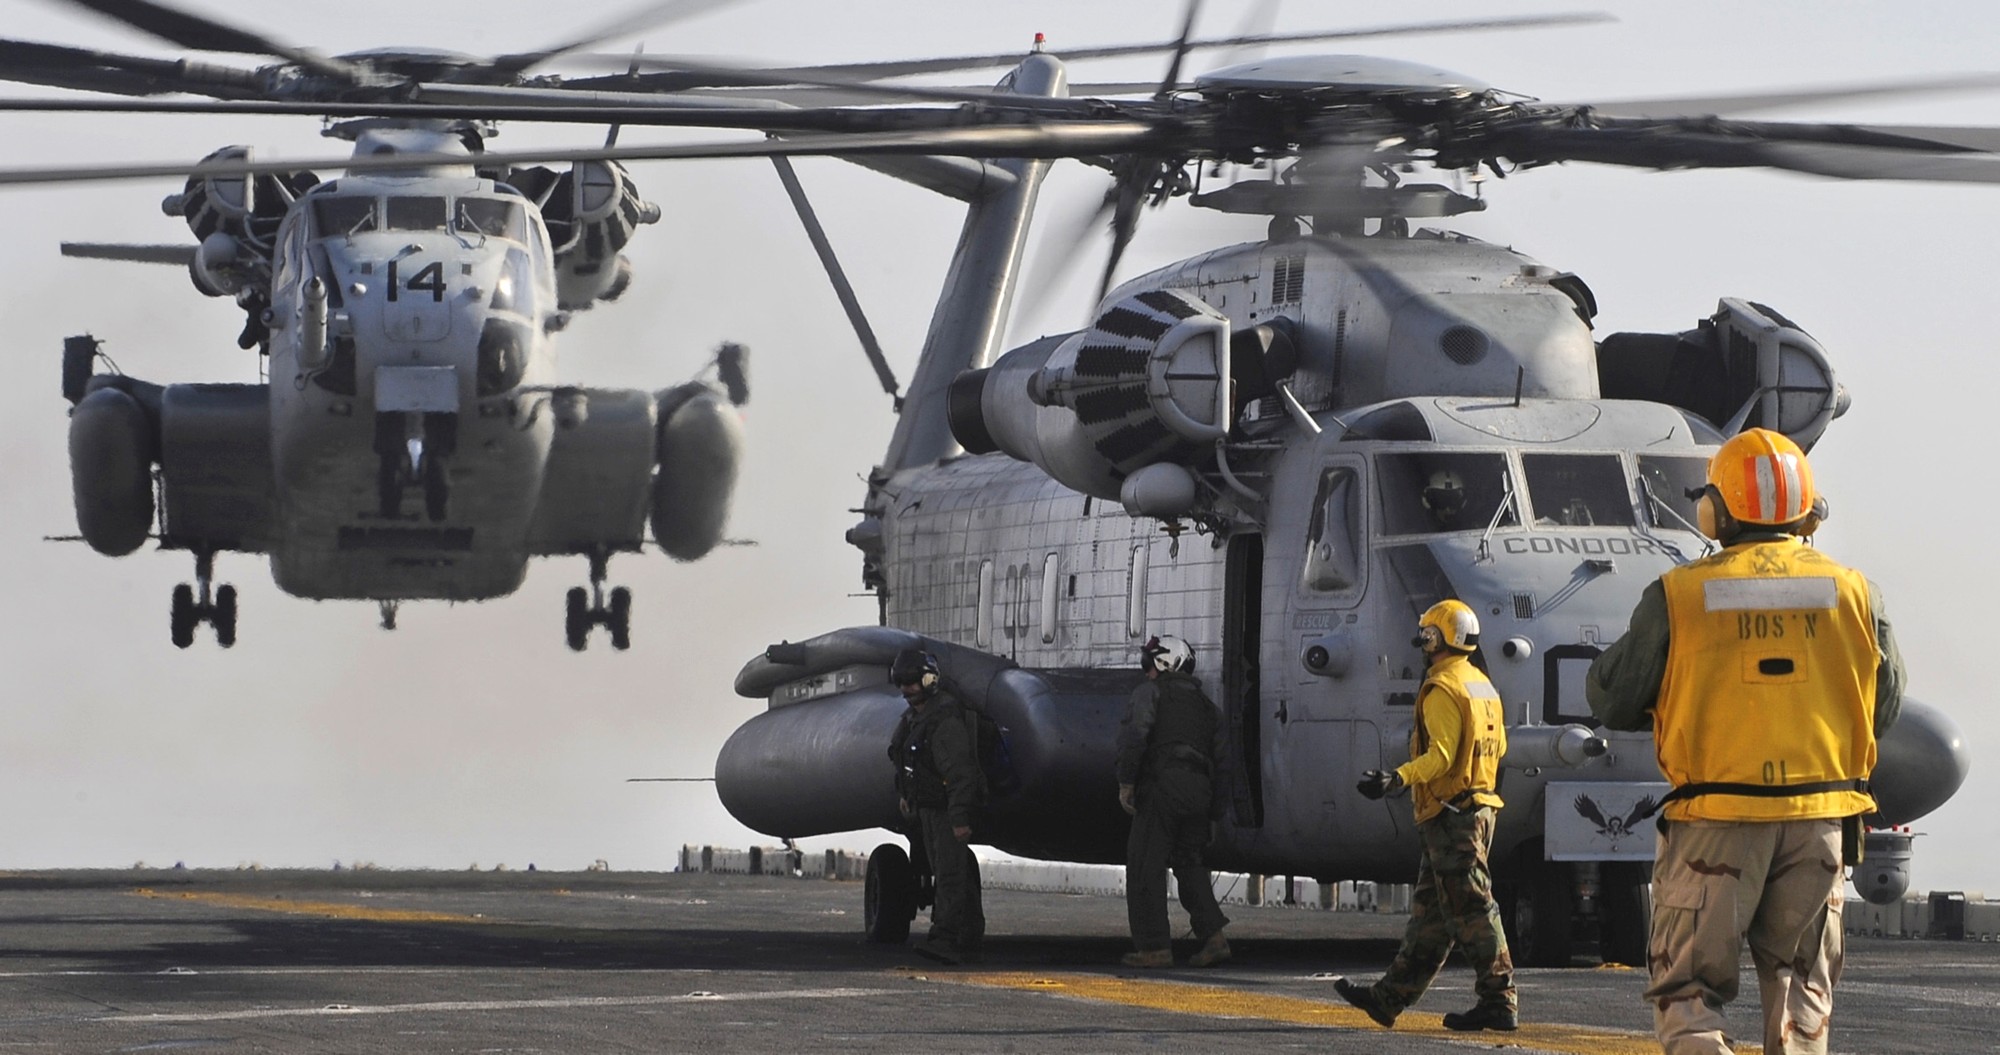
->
xmin=131 ymin=888 xmax=485 ymax=924
xmin=937 ymin=971 xmax=1750 ymax=1055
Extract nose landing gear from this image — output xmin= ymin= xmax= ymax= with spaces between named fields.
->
xmin=374 ymin=411 xmax=456 ymax=522
xmin=564 ymin=548 xmax=631 ymax=652
xmin=170 ymin=548 xmax=236 ymax=649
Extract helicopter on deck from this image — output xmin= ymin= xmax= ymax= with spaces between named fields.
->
xmin=593 ymin=38 xmax=1987 ymax=963
xmin=16 ymin=0 xmax=759 ymax=649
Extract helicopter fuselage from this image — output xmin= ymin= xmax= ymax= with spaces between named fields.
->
xmin=266 ymin=171 xmax=567 ymax=600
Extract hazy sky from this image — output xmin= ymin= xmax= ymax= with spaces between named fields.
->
xmin=2 ymin=0 xmax=1995 ymax=893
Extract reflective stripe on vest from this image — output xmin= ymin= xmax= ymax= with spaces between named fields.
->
xmin=1657 ymin=537 xmax=1879 ymax=822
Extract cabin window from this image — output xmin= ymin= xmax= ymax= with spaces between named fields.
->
xmin=1127 ymin=542 xmax=1150 ymax=638
xmin=1302 ymin=466 xmax=1361 ymax=592
xmin=1039 ymin=553 xmax=1060 ymax=644
xmin=1522 ymin=454 xmax=1637 ymax=527
xmin=1637 ymin=455 xmax=1709 ymax=530
xmin=312 ymin=197 xmax=376 ymax=237
xmin=1376 ymin=452 xmax=1517 ymax=536
xmin=455 ymin=198 xmax=527 ymax=241
xmin=384 ymin=196 xmax=448 ymax=231
xmin=975 ymin=559 xmax=995 ymax=648
xmin=490 ymin=247 xmax=535 ymax=315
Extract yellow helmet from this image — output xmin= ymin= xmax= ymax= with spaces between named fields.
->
xmin=1707 ymin=428 xmax=1816 ymax=526
xmin=1417 ymin=599 xmax=1480 ymax=652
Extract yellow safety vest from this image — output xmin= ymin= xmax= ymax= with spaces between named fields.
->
xmin=1657 ymin=537 xmax=1879 ymax=822
xmin=1408 ymin=654 xmax=1506 ymax=824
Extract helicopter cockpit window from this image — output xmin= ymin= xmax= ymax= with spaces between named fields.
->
xmin=1377 ymin=452 xmax=1517 ymax=535
xmin=490 ymin=247 xmax=535 ymax=315
xmin=1302 ymin=466 xmax=1361 ymax=592
xmin=312 ymin=197 xmax=376 ymax=237
xmin=455 ymin=198 xmax=526 ymax=241
xmin=384 ymin=196 xmax=448 ymax=231
xmin=1522 ymin=454 xmax=1636 ymax=527
xmin=1637 ymin=455 xmax=1710 ymax=530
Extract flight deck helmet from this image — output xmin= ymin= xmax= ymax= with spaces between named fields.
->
xmin=890 ymin=648 xmax=940 ymax=698
xmin=1140 ymin=635 xmax=1194 ymax=675
xmin=1697 ymin=427 xmax=1816 ymax=536
xmin=1416 ymin=599 xmax=1480 ymax=653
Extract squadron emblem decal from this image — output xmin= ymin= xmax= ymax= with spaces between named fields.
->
xmin=1573 ymin=793 xmax=1657 ymax=850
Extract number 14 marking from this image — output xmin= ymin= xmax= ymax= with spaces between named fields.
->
xmin=385 ymin=260 xmax=446 ymax=303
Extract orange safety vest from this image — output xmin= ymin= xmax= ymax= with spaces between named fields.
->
xmin=1656 ymin=536 xmax=1879 ymax=822
xmin=1408 ymin=653 xmax=1506 ymax=824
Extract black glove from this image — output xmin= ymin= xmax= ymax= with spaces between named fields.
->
xmin=1356 ymin=769 xmax=1402 ymax=800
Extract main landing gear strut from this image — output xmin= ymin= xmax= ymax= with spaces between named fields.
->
xmin=170 ymin=548 xmax=236 ymax=649
xmin=565 ymin=548 xmax=631 ymax=652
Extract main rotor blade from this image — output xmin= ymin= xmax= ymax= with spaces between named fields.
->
xmin=0 ymin=92 xmax=1112 ymax=131
xmin=491 ymin=0 xmax=750 ymax=75
xmin=1582 ymin=72 xmax=2000 ymax=119
xmin=569 ymin=12 xmax=1614 ymax=82
xmin=0 ymin=37 xmax=263 ymax=96
xmin=50 ymin=0 xmax=367 ymax=82
xmin=0 ymin=122 xmax=1165 ymax=188
xmin=1157 ymin=0 xmax=1205 ymax=101
xmin=1484 ymin=123 xmax=2000 ymax=184
xmin=62 ymin=241 xmax=195 ymax=264
xmin=1018 ymin=176 xmax=1118 ymax=322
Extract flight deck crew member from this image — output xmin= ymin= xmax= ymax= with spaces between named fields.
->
xmin=1336 ymin=599 xmax=1517 ymax=1033
xmin=887 ymin=647 xmax=986 ymax=965
xmin=1586 ymin=428 xmax=1904 ymax=1055
xmin=1115 ymin=634 xmax=1231 ymax=969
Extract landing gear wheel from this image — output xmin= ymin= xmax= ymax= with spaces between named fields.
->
xmin=213 ymin=585 xmax=238 ymax=648
xmin=1501 ymin=852 xmax=1576 ymax=968
xmin=564 ymin=587 xmax=589 ymax=652
xmin=608 ymin=587 xmax=632 ymax=651
xmin=170 ymin=583 xmax=196 ymax=649
xmin=1598 ymin=861 xmax=1653 ymax=967
xmin=864 ymin=842 xmax=918 ymax=944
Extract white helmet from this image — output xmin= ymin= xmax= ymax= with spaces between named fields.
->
xmin=1141 ymin=634 xmax=1194 ymax=674
xmin=1423 ymin=469 xmax=1467 ymax=519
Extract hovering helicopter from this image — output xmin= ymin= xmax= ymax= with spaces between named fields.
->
xmin=576 ymin=32 xmax=1992 ymax=964
xmin=19 ymin=0 xmax=759 ymax=650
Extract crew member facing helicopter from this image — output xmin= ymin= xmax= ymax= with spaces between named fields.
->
xmin=1115 ymin=635 xmax=1230 ymax=969
xmin=1337 ymin=599 xmax=1517 ymax=1033
xmin=1587 ymin=428 xmax=1904 ymax=1055
xmin=887 ymin=648 xmax=985 ymax=965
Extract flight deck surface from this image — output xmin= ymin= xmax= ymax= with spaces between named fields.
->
xmin=0 ymin=868 xmax=1989 ymax=1053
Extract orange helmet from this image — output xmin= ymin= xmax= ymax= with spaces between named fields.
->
xmin=1707 ymin=428 xmax=1816 ymax=526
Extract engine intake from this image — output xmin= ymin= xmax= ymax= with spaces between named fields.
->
xmin=948 ymin=289 xmax=1231 ymax=502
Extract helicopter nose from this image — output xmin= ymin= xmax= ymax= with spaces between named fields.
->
xmin=1869 ymin=696 xmax=1971 ymax=826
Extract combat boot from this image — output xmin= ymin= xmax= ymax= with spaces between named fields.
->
xmin=1442 ymin=1003 xmax=1519 ymax=1032
xmin=913 ymin=938 xmax=961 ymax=966
xmin=1333 ymin=978 xmax=1398 ymax=1028
xmin=1120 ymin=948 xmax=1173 ymax=968
xmin=1188 ymin=932 xmax=1231 ymax=967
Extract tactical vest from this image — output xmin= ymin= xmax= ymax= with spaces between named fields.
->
xmin=1141 ymin=671 xmax=1218 ymax=779
xmin=1409 ymin=654 xmax=1506 ymax=823
xmin=1657 ymin=537 xmax=1878 ymax=822
xmin=893 ymin=696 xmax=984 ymax=810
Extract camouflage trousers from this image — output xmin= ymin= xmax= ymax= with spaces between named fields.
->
xmin=1374 ymin=806 xmax=1516 ymax=1014
xmin=1646 ymin=818 xmax=1844 ymax=1055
